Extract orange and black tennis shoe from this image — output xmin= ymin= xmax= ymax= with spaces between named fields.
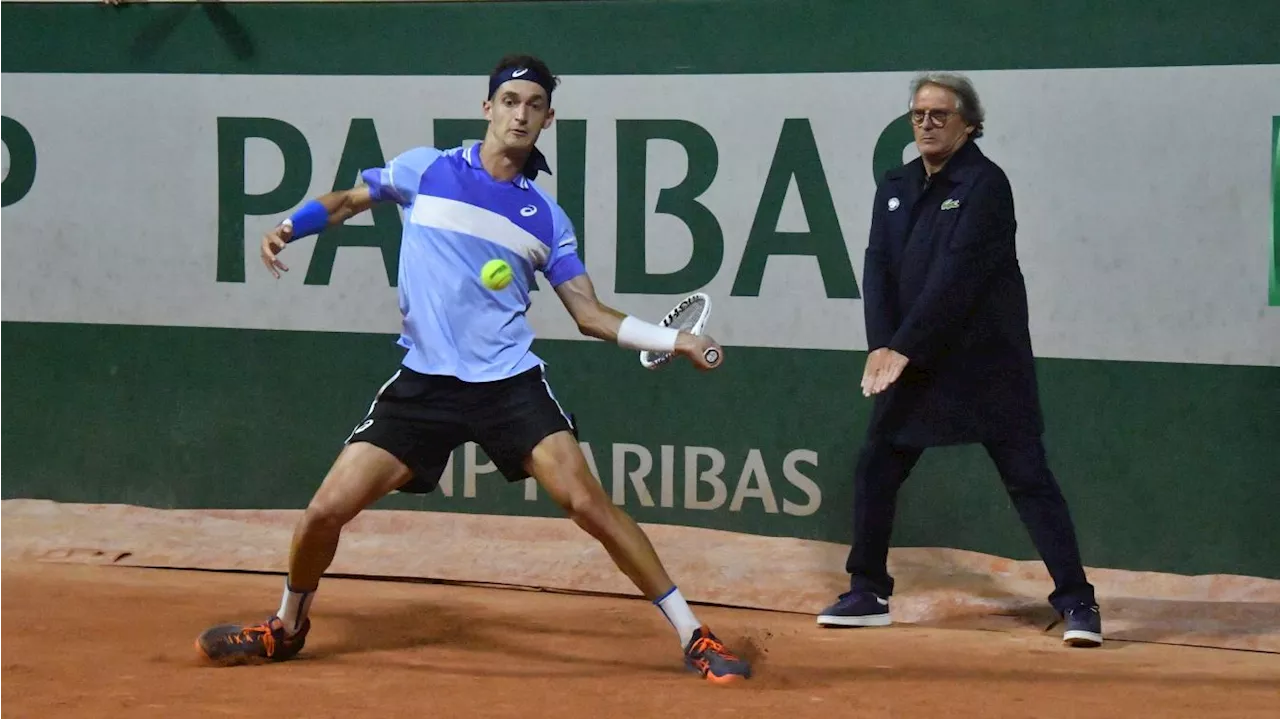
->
xmin=196 ymin=616 xmax=309 ymax=666
xmin=683 ymin=626 xmax=751 ymax=684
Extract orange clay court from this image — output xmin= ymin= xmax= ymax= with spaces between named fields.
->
xmin=3 ymin=560 xmax=1278 ymax=719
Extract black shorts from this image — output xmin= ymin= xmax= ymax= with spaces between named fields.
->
xmin=344 ymin=365 xmax=576 ymax=494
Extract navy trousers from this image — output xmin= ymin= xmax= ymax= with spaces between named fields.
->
xmin=844 ymin=435 xmax=1096 ymax=614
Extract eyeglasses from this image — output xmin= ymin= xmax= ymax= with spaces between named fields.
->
xmin=910 ymin=109 xmax=955 ymax=127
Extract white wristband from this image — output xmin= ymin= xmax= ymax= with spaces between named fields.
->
xmin=617 ymin=316 xmax=679 ymax=352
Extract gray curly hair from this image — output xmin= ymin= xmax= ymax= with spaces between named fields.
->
xmin=909 ymin=72 xmax=985 ymax=139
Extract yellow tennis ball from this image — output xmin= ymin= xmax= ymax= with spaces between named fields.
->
xmin=481 ymin=259 xmax=513 ymax=290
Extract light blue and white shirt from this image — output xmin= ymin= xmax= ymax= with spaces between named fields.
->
xmin=359 ymin=143 xmax=586 ymax=383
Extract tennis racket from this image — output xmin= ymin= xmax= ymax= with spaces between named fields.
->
xmin=639 ymin=292 xmax=719 ymax=370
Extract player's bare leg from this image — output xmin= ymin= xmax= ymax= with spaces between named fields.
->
xmin=525 ymin=431 xmax=672 ymax=596
xmin=196 ymin=443 xmax=410 ymax=665
xmin=285 ymin=442 xmax=412 ymax=592
xmin=526 ymin=430 xmax=751 ymax=683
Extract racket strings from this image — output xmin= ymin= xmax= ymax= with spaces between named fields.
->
xmin=669 ymin=300 xmax=707 ymax=332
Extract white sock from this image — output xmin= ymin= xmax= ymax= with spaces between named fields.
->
xmin=655 ymin=587 xmax=701 ymax=648
xmin=277 ymin=583 xmax=315 ymax=637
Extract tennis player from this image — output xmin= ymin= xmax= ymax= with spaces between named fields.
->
xmin=195 ymin=54 xmax=751 ymax=684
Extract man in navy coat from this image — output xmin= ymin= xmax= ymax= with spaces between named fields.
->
xmin=818 ymin=73 xmax=1103 ymax=647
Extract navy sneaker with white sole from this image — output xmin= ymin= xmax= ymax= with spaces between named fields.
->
xmin=816 ymin=590 xmax=892 ymax=627
xmin=1062 ymin=604 xmax=1103 ymax=647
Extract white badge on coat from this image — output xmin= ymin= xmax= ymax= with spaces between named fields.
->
xmin=888 ymin=197 xmax=900 ymax=211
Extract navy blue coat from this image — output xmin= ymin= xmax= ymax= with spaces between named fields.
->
xmin=862 ymin=141 xmax=1044 ymax=447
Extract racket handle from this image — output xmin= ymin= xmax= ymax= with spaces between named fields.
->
xmin=703 ymin=347 xmax=721 ymax=366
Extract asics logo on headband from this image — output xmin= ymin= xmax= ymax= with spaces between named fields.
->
xmin=512 ymin=68 xmax=529 ymax=77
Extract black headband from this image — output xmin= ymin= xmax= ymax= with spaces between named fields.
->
xmin=488 ymin=65 xmax=555 ymax=102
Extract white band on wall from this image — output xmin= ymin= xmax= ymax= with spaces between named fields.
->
xmin=617 ymin=316 xmax=679 ymax=352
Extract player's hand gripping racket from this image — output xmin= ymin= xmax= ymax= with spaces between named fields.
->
xmin=639 ymin=292 xmax=720 ymax=370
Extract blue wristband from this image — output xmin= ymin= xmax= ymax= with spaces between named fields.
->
xmin=286 ymin=199 xmax=329 ymax=242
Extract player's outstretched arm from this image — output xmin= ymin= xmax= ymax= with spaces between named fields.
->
xmin=260 ymin=186 xmax=376 ymax=278
xmin=553 ymin=274 xmax=723 ymax=370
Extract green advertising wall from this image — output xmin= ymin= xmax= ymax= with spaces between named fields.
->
xmin=3 ymin=1 xmax=1279 ymax=581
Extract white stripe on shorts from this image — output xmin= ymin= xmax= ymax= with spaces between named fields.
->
xmin=345 ymin=369 xmax=402 ymax=443
xmin=538 ymin=365 xmax=572 ymax=427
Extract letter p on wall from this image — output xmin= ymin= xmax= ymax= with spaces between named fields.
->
xmin=216 ymin=117 xmax=312 ymax=283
